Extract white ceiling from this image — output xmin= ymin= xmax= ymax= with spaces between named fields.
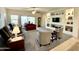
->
xmin=6 ymin=7 xmax=72 ymax=13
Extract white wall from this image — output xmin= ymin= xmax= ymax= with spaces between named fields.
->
xmin=41 ymin=13 xmax=47 ymax=27
xmin=0 ymin=8 xmax=7 ymax=29
xmin=73 ymin=8 xmax=79 ymax=38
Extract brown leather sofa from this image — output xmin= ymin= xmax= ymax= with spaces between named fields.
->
xmin=0 ymin=26 xmax=12 ymax=45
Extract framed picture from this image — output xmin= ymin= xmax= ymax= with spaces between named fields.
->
xmin=68 ymin=16 xmax=73 ymax=20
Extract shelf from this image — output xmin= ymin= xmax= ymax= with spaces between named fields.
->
xmin=64 ymin=31 xmax=73 ymax=35
xmin=65 ymin=26 xmax=73 ymax=32
xmin=51 ymin=22 xmax=62 ymax=25
xmin=66 ymin=24 xmax=73 ymax=26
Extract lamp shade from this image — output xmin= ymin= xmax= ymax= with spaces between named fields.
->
xmin=12 ymin=25 xmax=20 ymax=34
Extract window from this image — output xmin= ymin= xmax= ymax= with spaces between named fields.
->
xmin=21 ymin=16 xmax=36 ymax=27
xmin=27 ymin=16 xmax=35 ymax=24
xmin=21 ymin=16 xmax=28 ymax=27
xmin=11 ymin=15 xmax=19 ymax=25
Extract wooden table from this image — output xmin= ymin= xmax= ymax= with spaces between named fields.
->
xmin=7 ymin=36 xmax=25 ymax=51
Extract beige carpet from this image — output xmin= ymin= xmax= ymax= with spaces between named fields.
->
xmin=22 ymin=29 xmax=72 ymax=51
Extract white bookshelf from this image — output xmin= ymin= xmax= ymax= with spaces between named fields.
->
xmin=64 ymin=8 xmax=74 ymax=35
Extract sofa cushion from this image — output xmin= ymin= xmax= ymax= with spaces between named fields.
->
xmin=0 ymin=26 xmax=12 ymax=41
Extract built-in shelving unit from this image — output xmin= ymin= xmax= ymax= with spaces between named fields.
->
xmin=65 ymin=9 xmax=74 ymax=35
xmin=46 ymin=10 xmax=64 ymax=30
xmin=45 ymin=8 xmax=74 ymax=35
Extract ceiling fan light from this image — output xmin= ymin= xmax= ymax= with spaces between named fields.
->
xmin=32 ymin=10 xmax=36 ymax=14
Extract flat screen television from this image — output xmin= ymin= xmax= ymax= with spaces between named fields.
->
xmin=52 ymin=17 xmax=60 ymax=22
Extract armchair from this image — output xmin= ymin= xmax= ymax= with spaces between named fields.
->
xmin=39 ymin=31 xmax=51 ymax=46
xmin=24 ymin=24 xmax=36 ymax=31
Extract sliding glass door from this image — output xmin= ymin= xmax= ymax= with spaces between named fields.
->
xmin=21 ymin=16 xmax=36 ymax=27
xmin=27 ymin=16 xmax=36 ymax=24
xmin=21 ymin=16 xmax=28 ymax=27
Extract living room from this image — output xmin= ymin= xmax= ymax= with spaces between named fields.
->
xmin=0 ymin=7 xmax=79 ymax=51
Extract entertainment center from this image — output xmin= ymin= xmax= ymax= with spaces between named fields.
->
xmin=45 ymin=8 xmax=74 ymax=36
xmin=46 ymin=10 xmax=64 ymax=31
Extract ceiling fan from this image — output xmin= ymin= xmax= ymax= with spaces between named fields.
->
xmin=31 ymin=7 xmax=39 ymax=14
xmin=24 ymin=7 xmax=40 ymax=14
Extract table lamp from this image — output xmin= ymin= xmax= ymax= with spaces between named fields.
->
xmin=12 ymin=25 xmax=20 ymax=38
